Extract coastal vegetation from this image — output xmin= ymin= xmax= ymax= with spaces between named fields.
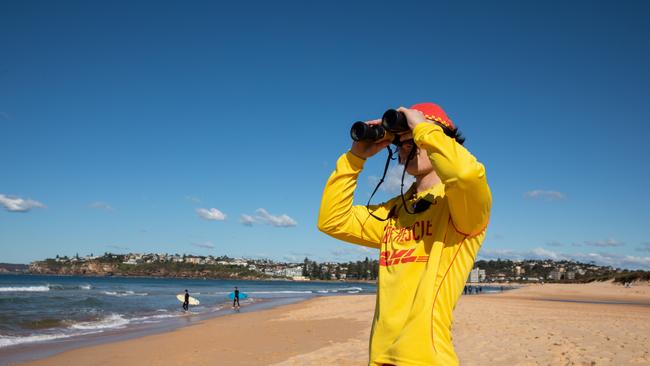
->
xmin=5 ymin=254 xmax=646 ymax=284
xmin=474 ymin=259 xmax=648 ymax=283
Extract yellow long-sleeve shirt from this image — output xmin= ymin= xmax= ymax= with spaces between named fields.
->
xmin=318 ymin=123 xmax=492 ymax=366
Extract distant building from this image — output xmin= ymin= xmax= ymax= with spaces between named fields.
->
xmin=185 ymin=257 xmax=201 ymax=264
xmin=468 ymin=267 xmax=486 ymax=283
xmin=549 ymin=267 xmax=566 ymax=280
xmin=229 ymin=259 xmax=248 ymax=267
xmin=282 ymin=266 xmax=303 ymax=277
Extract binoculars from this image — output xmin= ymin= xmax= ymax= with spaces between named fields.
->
xmin=350 ymin=109 xmax=409 ymax=142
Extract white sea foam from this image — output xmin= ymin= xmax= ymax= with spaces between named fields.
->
xmin=0 ymin=330 xmax=102 ymax=348
xmin=130 ymin=314 xmax=177 ymax=322
xmin=0 ymin=333 xmax=73 ymax=348
xmin=0 ymin=286 xmax=50 ymax=292
xmin=70 ymin=314 xmax=129 ymax=330
xmin=337 ymin=287 xmax=363 ymax=291
xmin=306 ymin=287 xmax=363 ymax=294
xmin=79 ymin=284 xmax=92 ymax=290
xmin=102 ymin=290 xmax=148 ymax=297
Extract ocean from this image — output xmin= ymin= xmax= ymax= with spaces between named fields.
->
xmin=0 ymin=274 xmax=376 ymax=363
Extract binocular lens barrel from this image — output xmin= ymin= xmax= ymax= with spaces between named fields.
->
xmin=350 ymin=121 xmax=386 ymax=142
xmin=349 ymin=109 xmax=409 ymax=142
xmin=381 ymin=109 xmax=409 ymax=134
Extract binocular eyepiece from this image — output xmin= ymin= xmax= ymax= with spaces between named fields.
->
xmin=350 ymin=109 xmax=410 ymax=142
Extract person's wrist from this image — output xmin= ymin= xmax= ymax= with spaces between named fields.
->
xmin=349 ymin=148 xmax=367 ymax=161
xmin=409 ymin=120 xmax=424 ymax=131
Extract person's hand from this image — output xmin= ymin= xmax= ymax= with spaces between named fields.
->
xmin=350 ymin=119 xmax=391 ymax=159
xmin=397 ymin=107 xmax=430 ymax=131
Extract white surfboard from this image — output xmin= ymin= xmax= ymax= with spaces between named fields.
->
xmin=177 ymin=294 xmax=200 ymax=305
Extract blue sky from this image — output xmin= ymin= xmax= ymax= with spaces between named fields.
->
xmin=1 ymin=0 xmax=649 ymax=269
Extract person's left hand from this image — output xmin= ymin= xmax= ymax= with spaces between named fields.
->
xmin=397 ymin=107 xmax=429 ymax=130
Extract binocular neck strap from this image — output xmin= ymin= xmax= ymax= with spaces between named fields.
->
xmin=400 ymin=146 xmax=418 ymax=215
xmin=366 ymin=145 xmax=395 ymax=222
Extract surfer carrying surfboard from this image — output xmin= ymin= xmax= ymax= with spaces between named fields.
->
xmin=232 ymin=287 xmax=240 ymax=309
xmin=318 ymin=103 xmax=491 ymax=366
xmin=182 ymin=289 xmax=189 ymax=311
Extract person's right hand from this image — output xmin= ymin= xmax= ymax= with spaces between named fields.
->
xmin=350 ymin=119 xmax=392 ymax=159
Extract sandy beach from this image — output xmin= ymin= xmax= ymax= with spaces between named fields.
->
xmin=14 ymin=281 xmax=650 ymax=366
xmin=453 ymin=282 xmax=650 ymax=365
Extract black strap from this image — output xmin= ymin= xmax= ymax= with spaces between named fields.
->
xmin=366 ymin=142 xmax=432 ymax=221
xmin=400 ymin=145 xmax=418 ymax=215
xmin=366 ymin=146 xmax=396 ymax=222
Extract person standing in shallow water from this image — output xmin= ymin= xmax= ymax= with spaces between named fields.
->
xmin=233 ymin=287 xmax=240 ymax=309
xmin=318 ymin=103 xmax=491 ymax=366
xmin=183 ymin=289 xmax=189 ymax=311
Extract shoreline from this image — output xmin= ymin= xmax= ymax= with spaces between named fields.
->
xmin=0 ymin=294 xmax=321 ymax=365
xmin=0 ymin=274 xmax=378 ymax=365
xmin=6 ymin=281 xmax=650 ymax=366
xmin=12 ymin=295 xmax=377 ymax=366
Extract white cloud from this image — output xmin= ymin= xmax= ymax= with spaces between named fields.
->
xmin=530 ymin=247 xmax=562 ymax=260
xmin=330 ymin=245 xmax=377 ymax=260
xmin=369 ymin=165 xmax=415 ymax=195
xmin=568 ymin=252 xmax=650 ymax=270
xmin=89 ymin=202 xmax=113 ymax=211
xmin=197 ymin=208 xmax=227 ymax=221
xmin=489 ymin=233 xmax=505 ymax=241
xmin=479 ymin=247 xmax=519 ymax=259
xmin=636 ymin=243 xmax=650 ymax=252
xmin=583 ymin=239 xmax=624 ymax=247
xmin=106 ymin=245 xmax=129 ymax=251
xmin=478 ymin=246 xmax=650 ymax=270
xmin=185 ymin=196 xmax=201 ymax=203
xmin=524 ymin=190 xmax=565 ymax=201
xmin=240 ymin=214 xmax=255 ymax=227
xmin=0 ymin=194 xmax=45 ymax=212
xmin=282 ymin=253 xmax=315 ymax=262
xmin=253 ymin=208 xmax=297 ymax=227
xmin=546 ymin=240 xmax=565 ymax=247
xmin=192 ymin=241 xmax=215 ymax=249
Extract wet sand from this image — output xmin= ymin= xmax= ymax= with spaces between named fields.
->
xmin=14 ymin=281 xmax=650 ymax=366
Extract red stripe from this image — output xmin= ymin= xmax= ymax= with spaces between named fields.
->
xmin=430 ymin=217 xmax=467 ymax=353
xmin=449 ymin=215 xmax=490 ymax=237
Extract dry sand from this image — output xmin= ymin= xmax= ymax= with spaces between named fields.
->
xmin=453 ymin=282 xmax=650 ymax=365
xmin=16 ymin=281 xmax=650 ymax=366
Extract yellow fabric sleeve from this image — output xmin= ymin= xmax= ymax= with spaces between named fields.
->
xmin=413 ymin=123 xmax=492 ymax=236
xmin=317 ymin=151 xmax=390 ymax=249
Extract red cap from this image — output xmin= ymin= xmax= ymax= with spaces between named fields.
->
xmin=410 ymin=102 xmax=455 ymax=130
